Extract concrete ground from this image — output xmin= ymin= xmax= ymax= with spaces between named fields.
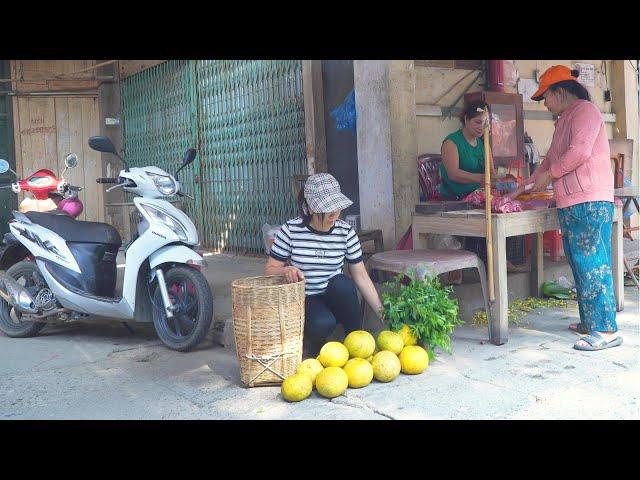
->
xmin=0 ymin=252 xmax=638 ymax=420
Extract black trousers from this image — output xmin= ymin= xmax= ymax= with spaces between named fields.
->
xmin=305 ymin=274 xmax=361 ymax=343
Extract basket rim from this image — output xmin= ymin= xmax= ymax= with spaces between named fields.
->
xmin=231 ymin=274 xmax=305 ymax=290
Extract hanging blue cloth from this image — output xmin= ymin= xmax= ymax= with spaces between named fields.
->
xmin=330 ymin=89 xmax=357 ymax=136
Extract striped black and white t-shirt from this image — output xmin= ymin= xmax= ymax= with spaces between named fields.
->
xmin=269 ymin=217 xmax=363 ymax=296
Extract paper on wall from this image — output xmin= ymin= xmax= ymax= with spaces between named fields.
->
xmin=574 ymin=63 xmax=595 ymax=87
xmin=517 ymin=78 xmax=539 ymax=103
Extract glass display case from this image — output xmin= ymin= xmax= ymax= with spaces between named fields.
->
xmin=464 ymin=92 xmax=524 ymax=170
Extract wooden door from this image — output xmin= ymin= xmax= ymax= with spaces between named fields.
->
xmin=13 ymin=96 xmax=103 ymax=222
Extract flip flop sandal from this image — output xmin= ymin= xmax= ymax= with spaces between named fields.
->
xmin=574 ymin=332 xmax=623 ymax=351
xmin=569 ymin=323 xmax=589 ymax=334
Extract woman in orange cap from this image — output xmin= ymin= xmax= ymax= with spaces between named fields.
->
xmin=508 ymin=65 xmax=621 ymax=351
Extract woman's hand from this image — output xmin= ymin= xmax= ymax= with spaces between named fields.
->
xmin=532 ymin=170 xmax=553 ymax=192
xmin=505 ymin=184 xmax=523 ymax=200
xmin=349 ymin=262 xmax=384 ymax=317
xmin=264 ymin=257 xmax=305 ymax=283
xmin=283 ymin=265 xmax=305 ymax=283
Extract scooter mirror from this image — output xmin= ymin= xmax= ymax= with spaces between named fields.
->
xmin=0 ymin=159 xmax=9 ymax=174
xmin=88 ymin=136 xmax=117 ymax=154
xmin=182 ymin=148 xmax=197 ymax=167
xmin=175 ymin=149 xmax=197 ymax=179
xmin=64 ymin=153 xmax=79 ymax=169
xmin=88 ymin=135 xmax=129 ymax=172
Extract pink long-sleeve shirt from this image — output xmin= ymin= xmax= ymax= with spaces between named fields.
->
xmin=526 ymin=99 xmax=613 ymax=209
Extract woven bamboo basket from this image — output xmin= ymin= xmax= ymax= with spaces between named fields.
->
xmin=231 ymin=275 xmax=305 ymax=387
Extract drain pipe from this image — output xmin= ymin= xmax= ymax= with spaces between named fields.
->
xmin=487 ymin=60 xmax=505 ymax=92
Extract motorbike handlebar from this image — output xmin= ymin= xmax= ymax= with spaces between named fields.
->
xmin=96 ymin=177 xmax=120 ymax=184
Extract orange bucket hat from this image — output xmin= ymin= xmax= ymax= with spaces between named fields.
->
xmin=531 ymin=65 xmax=579 ymax=101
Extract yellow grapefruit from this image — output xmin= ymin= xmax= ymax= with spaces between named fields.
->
xmin=281 ymin=374 xmax=312 ymax=402
xmin=343 ymin=330 xmax=376 ymax=358
xmin=343 ymin=358 xmax=374 ymax=388
xmin=398 ymin=324 xmax=418 ymax=346
xmin=296 ymin=358 xmax=324 ymax=387
xmin=376 ymin=330 xmax=404 ymax=355
xmin=318 ymin=341 xmax=349 ymax=368
xmin=371 ymin=351 xmax=401 ymax=382
xmin=399 ymin=345 xmax=429 ymax=374
xmin=315 ymin=367 xmax=349 ymax=398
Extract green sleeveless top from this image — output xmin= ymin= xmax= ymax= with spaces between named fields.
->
xmin=438 ymin=129 xmax=485 ymax=199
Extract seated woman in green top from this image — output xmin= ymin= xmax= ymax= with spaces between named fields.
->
xmin=439 ymin=100 xmax=496 ymax=200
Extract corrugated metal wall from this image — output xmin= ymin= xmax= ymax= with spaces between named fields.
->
xmin=121 ymin=60 xmax=307 ymax=254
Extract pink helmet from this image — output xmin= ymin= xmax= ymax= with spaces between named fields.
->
xmin=58 ymin=197 xmax=84 ymax=218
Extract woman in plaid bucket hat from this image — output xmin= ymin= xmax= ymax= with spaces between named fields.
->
xmin=265 ymin=173 xmax=384 ymax=355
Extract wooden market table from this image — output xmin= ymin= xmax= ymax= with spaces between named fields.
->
xmin=412 ymin=205 xmax=624 ymax=345
xmin=614 ymin=186 xmax=640 ymax=212
xmin=614 ymin=186 xmax=640 ymax=288
xmin=614 ymin=186 xmax=639 ymax=239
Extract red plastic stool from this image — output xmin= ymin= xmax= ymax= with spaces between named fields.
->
xmin=524 ymin=230 xmax=564 ymax=262
xmin=544 ymin=230 xmax=563 ymax=261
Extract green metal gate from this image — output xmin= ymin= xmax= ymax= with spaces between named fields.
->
xmin=0 ymin=60 xmax=17 ymax=236
xmin=120 ymin=61 xmax=201 ymax=235
xmin=121 ymin=60 xmax=307 ymax=254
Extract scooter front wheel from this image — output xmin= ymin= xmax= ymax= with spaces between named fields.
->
xmin=152 ymin=266 xmax=213 ymax=352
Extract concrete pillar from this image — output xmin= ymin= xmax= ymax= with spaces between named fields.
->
xmin=354 ymin=60 xmax=396 ymax=249
xmin=354 ymin=60 xmax=419 ymax=249
xmin=389 ymin=61 xmax=418 ymax=245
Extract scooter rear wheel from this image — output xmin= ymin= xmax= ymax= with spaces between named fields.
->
xmin=0 ymin=261 xmax=47 ymax=338
xmin=152 ymin=266 xmax=213 ymax=352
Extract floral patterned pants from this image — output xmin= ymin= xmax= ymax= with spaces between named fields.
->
xmin=557 ymin=201 xmax=618 ymax=333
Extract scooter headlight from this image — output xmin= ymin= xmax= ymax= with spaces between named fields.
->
xmin=146 ymin=172 xmax=177 ymax=196
xmin=140 ymin=204 xmax=188 ymax=242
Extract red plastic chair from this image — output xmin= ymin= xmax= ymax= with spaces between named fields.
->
xmin=418 ymin=154 xmax=443 ymax=201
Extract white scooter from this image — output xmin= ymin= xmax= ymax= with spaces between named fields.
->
xmin=0 ymin=136 xmax=213 ymax=352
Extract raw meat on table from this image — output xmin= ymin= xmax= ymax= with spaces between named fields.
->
xmin=463 ymin=188 xmax=524 ymax=213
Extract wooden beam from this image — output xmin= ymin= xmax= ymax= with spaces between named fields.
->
xmin=4 ymin=61 xmax=102 ymax=93
xmin=55 ymin=60 xmax=116 ymax=77
xmin=415 ymin=60 xmax=483 ymax=70
xmin=530 ymin=232 xmax=544 ymax=297
xmin=611 ymin=206 xmax=624 ymax=311
xmin=490 ymin=215 xmax=509 ymax=345
xmin=302 ymin=60 xmax=327 ymax=174
xmin=119 ymin=60 xmax=166 ymax=79
xmin=416 ymin=103 xmax=617 ymax=123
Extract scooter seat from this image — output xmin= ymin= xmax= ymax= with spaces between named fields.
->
xmin=24 ymin=211 xmax=122 ymax=247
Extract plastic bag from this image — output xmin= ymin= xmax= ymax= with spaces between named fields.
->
xmin=262 ymin=223 xmax=282 ymax=255
xmin=623 ymin=176 xmax=638 ymax=219
xmin=542 ymin=281 xmax=572 ymax=299
xmin=330 ymin=89 xmax=357 ymax=136
xmin=427 ymin=234 xmax=464 ymax=285
xmin=426 ymin=234 xmax=462 ymax=250
xmin=396 ymin=226 xmax=413 ymax=250
xmin=557 ymin=276 xmax=573 ymax=289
